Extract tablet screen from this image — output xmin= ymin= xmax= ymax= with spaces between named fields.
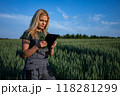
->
xmin=45 ymin=34 xmax=59 ymax=47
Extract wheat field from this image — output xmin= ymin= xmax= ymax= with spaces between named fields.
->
xmin=0 ymin=39 xmax=120 ymax=80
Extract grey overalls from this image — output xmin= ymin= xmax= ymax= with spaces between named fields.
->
xmin=22 ymin=31 xmax=56 ymax=80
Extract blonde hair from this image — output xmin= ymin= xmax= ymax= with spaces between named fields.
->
xmin=26 ymin=9 xmax=49 ymax=39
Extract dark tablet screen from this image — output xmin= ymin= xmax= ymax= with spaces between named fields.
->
xmin=45 ymin=34 xmax=59 ymax=47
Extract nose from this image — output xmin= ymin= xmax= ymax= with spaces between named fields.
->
xmin=42 ymin=21 xmax=46 ymax=25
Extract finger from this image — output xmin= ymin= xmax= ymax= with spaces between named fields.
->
xmin=54 ymin=41 xmax=57 ymax=45
xmin=54 ymin=41 xmax=57 ymax=44
xmin=52 ymin=41 xmax=57 ymax=46
xmin=40 ymin=41 xmax=47 ymax=47
xmin=43 ymin=41 xmax=47 ymax=44
xmin=55 ymin=41 xmax=57 ymax=45
xmin=43 ymin=41 xmax=47 ymax=45
xmin=51 ymin=43 xmax=57 ymax=48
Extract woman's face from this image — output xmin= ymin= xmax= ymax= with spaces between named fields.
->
xmin=38 ymin=15 xmax=48 ymax=30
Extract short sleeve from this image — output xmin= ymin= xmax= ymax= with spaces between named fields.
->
xmin=22 ymin=31 xmax=32 ymax=41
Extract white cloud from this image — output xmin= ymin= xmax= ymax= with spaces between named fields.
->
xmin=62 ymin=14 xmax=69 ymax=19
xmin=56 ymin=7 xmax=69 ymax=19
xmin=56 ymin=7 xmax=80 ymax=20
xmin=50 ymin=20 xmax=99 ymax=35
xmin=49 ymin=18 xmax=120 ymax=37
xmin=0 ymin=13 xmax=32 ymax=25
xmin=0 ymin=13 xmax=31 ymax=20
xmin=101 ymin=20 xmax=120 ymax=25
xmin=0 ymin=12 xmax=120 ymax=37
xmin=72 ymin=16 xmax=78 ymax=19
xmin=88 ymin=14 xmax=120 ymax=26
xmin=50 ymin=20 xmax=73 ymax=31
xmin=93 ymin=14 xmax=104 ymax=22
xmin=89 ymin=14 xmax=104 ymax=22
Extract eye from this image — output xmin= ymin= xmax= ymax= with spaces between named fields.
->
xmin=39 ymin=19 xmax=44 ymax=21
xmin=45 ymin=21 xmax=48 ymax=23
xmin=39 ymin=19 xmax=48 ymax=23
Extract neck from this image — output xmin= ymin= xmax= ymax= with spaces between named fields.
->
xmin=36 ymin=28 xmax=42 ymax=32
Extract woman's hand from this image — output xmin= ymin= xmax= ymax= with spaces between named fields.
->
xmin=40 ymin=41 xmax=47 ymax=47
xmin=51 ymin=41 xmax=57 ymax=49
xmin=50 ymin=41 xmax=57 ymax=56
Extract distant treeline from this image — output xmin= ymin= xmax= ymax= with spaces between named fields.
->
xmin=0 ymin=38 xmax=10 ymax=40
xmin=1 ymin=33 xmax=120 ymax=40
xmin=58 ymin=34 xmax=120 ymax=39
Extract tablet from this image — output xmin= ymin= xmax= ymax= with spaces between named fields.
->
xmin=45 ymin=34 xmax=59 ymax=47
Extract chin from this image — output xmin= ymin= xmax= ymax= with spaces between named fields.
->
xmin=40 ymin=27 xmax=44 ymax=29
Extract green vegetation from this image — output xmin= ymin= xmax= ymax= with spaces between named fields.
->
xmin=0 ymin=39 xmax=25 ymax=79
xmin=0 ymin=39 xmax=120 ymax=80
xmin=58 ymin=33 xmax=120 ymax=39
xmin=19 ymin=33 xmax=120 ymax=39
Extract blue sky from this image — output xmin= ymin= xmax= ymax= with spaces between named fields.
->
xmin=0 ymin=0 xmax=120 ymax=39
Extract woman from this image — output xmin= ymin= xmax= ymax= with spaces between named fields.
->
xmin=22 ymin=9 xmax=57 ymax=80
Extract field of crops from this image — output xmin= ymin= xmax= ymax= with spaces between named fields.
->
xmin=0 ymin=39 xmax=120 ymax=80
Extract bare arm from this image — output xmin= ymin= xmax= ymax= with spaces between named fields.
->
xmin=22 ymin=39 xmax=47 ymax=58
xmin=49 ymin=41 xmax=57 ymax=56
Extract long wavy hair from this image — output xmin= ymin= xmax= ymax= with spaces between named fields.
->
xmin=26 ymin=9 xmax=49 ymax=39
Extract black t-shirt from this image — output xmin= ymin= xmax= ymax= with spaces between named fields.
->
xmin=22 ymin=31 xmax=46 ymax=49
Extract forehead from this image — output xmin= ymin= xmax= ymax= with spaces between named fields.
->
xmin=39 ymin=16 xmax=48 ymax=20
